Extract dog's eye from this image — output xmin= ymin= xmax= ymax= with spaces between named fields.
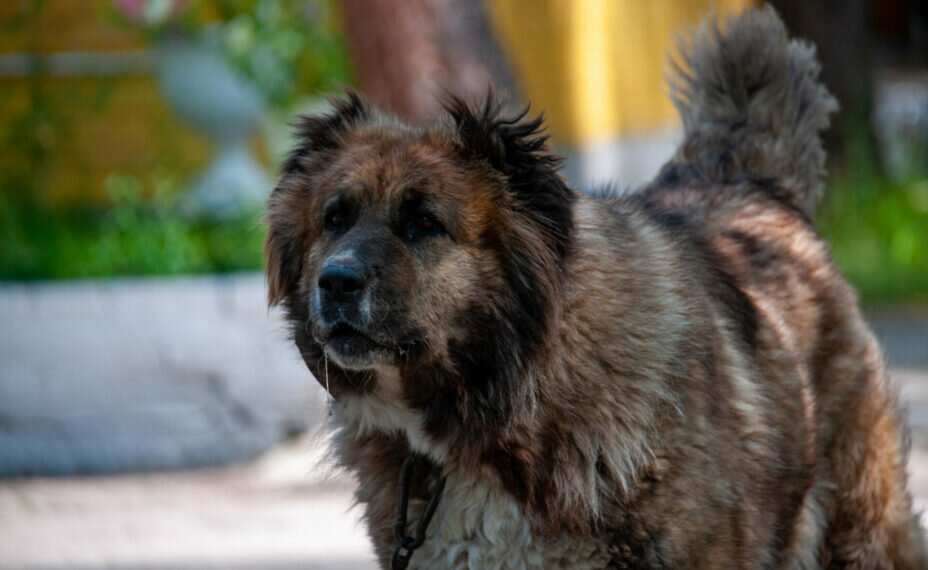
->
xmin=406 ymin=213 xmax=445 ymax=240
xmin=416 ymin=214 xmax=437 ymax=232
xmin=324 ymin=209 xmax=346 ymax=232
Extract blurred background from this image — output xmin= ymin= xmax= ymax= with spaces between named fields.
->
xmin=0 ymin=0 xmax=926 ymax=568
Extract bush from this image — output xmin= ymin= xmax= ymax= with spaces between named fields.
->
xmin=816 ymin=132 xmax=928 ymax=303
xmin=0 ymin=174 xmax=265 ymax=280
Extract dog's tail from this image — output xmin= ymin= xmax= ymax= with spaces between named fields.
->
xmin=666 ymin=5 xmax=838 ymax=217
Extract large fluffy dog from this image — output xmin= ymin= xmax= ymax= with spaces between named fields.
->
xmin=265 ymin=7 xmax=926 ymax=568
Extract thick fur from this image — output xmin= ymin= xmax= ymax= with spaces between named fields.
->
xmin=265 ymin=6 xmax=926 ymax=568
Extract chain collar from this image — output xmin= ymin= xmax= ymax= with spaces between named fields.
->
xmin=392 ymin=454 xmax=446 ymax=570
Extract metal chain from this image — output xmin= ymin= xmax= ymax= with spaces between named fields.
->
xmin=392 ymin=454 xmax=446 ymax=570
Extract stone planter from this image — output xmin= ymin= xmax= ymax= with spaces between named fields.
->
xmin=155 ymin=38 xmax=270 ymax=217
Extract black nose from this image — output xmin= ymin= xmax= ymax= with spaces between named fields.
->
xmin=318 ymin=263 xmax=366 ymax=302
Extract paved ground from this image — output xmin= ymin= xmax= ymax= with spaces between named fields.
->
xmin=0 ymin=312 xmax=926 ymax=569
xmin=0 ymin=429 xmax=376 ymax=570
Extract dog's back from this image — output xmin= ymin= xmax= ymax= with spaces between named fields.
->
xmin=634 ymin=6 xmax=927 ymax=567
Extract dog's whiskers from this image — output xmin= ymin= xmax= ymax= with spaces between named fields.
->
xmin=324 ymin=352 xmax=333 ymax=417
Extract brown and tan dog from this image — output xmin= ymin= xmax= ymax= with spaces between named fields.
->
xmin=265 ymin=6 xmax=926 ymax=568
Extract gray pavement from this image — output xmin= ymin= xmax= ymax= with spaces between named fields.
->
xmin=0 ymin=430 xmax=377 ymax=569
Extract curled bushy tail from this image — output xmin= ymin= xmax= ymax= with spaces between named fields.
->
xmin=667 ymin=5 xmax=838 ymax=217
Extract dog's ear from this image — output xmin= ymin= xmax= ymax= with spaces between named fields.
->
xmin=444 ymin=94 xmax=574 ymax=257
xmin=264 ymin=209 xmax=302 ymax=306
xmin=281 ymin=91 xmax=369 ymax=175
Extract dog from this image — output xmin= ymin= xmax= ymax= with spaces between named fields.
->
xmin=265 ymin=6 xmax=927 ymax=568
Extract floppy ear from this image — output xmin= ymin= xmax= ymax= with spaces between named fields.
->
xmin=444 ymin=95 xmax=574 ymax=257
xmin=265 ymin=92 xmax=370 ymax=306
xmin=264 ymin=210 xmax=302 ymax=306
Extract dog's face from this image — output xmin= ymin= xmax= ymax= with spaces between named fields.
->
xmin=266 ymin=95 xmax=573 ymax=404
xmin=289 ymin=126 xmax=507 ymax=371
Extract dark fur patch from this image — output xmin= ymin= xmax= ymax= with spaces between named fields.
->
xmin=606 ymin=522 xmax=665 ymax=569
xmin=404 ymin=253 xmax=555 ymax=448
xmin=263 ymin=221 xmax=307 ymax=306
xmin=651 ymin=162 xmax=704 ymax=188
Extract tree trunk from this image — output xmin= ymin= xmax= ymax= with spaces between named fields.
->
xmin=339 ymin=0 xmax=516 ymax=122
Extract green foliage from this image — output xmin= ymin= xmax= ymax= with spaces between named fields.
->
xmin=817 ymin=134 xmax=928 ymax=303
xmin=110 ymin=0 xmax=352 ymax=110
xmin=216 ymin=0 xmax=350 ymax=108
xmin=0 ymin=174 xmax=266 ymax=280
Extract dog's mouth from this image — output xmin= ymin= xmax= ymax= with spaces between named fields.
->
xmin=317 ymin=321 xmax=425 ymax=370
xmin=326 ymin=322 xmax=383 ymax=348
xmin=319 ymin=322 xmax=392 ymax=369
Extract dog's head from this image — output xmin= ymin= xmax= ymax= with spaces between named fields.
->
xmin=265 ymin=93 xmax=573 ymax=417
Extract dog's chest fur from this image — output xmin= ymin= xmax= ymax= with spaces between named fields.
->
xmin=336 ymin=369 xmax=612 ymax=569
xmin=413 ymin=468 xmax=609 ymax=569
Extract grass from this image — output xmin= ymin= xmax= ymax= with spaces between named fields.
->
xmin=816 ymin=140 xmax=928 ymax=304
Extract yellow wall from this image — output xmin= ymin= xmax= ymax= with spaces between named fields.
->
xmin=1 ymin=1 xmax=141 ymax=53
xmin=487 ymin=0 xmax=753 ymax=145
